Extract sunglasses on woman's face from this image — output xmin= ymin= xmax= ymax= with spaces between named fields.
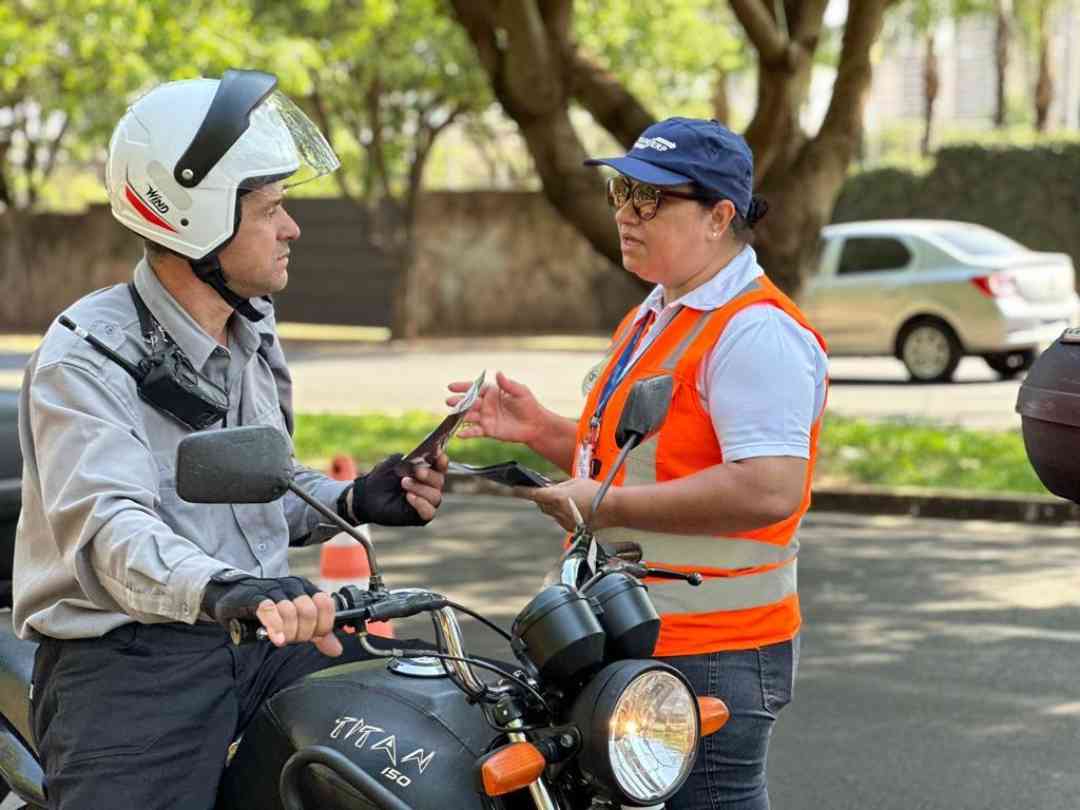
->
xmin=605 ymin=175 xmax=718 ymax=221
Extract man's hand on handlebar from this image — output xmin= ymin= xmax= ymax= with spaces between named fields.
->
xmin=201 ymin=573 xmax=343 ymax=657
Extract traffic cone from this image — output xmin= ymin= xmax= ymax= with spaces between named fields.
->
xmin=322 ymin=454 xmax=393 ymax=638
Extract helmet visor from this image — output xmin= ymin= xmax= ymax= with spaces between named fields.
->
xmin=236 ymin=90 xmax=340 ymax=192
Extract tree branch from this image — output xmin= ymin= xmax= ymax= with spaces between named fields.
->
xmin=730 ymin=0 xmax=789 ymax=63
xmin=567 ymin=50 xmax=654 ymax=149
xmin=406 ymin=103 xmax=464 ymax=215
xmin=788 ymin=0 xmax=829 ymax=48
xmin=497 ymin=1 xmax=563 ymax=118
xmin=39 ymin=113 xmax=69 ymax=184
xmin=309 ymin=91 xmax=359 ymax=203
xmin=539 ymin=0 xmax=573 ymax=42
xmin=0 ymin=142 xmax=11 ymax=209
xmin=448 ymin=0 xmax=501 ymax=76
xmin=815 ymin=0 xmax=891 ymax=150
xmin=365 ymin=73 xmax=393 ymax=200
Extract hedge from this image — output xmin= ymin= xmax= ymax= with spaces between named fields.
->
xmin=833 ymin=143 xmax=1080 ymax=275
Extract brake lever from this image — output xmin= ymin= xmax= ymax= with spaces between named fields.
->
xmin=600 ymin=560 xmax=703 ymax=586
xmin=600 ymin=540 xmax=643 ymax=564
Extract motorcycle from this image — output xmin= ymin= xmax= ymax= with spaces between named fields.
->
xmin=0 ymin=375 xmax=730 ymax=809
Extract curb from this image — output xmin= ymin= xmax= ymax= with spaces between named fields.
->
xmin=808 ymin=484 xmax=1080 ymax=525
xmin=441 ymin=477 xmax=1080 ymax=526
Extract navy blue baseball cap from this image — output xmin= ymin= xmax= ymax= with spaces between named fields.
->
xmin=584 ymin=117 xmax=754 ymax=217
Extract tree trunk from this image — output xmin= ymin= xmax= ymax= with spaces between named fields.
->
xmin=921 ymin=31 xmax=939 ymax=156
xmin=712 ymin=68 xmax=730 ymax=125
xmin=1034 ymin=4 xmax=1053 ymax=131
xmin=752 ymin=0 xmax=892 ymax=298
xmin=448 ymin=0 xmax=622 ymax=267
xmin=994 ymin=0 xmax=1010 ymax=128
xmin=448 ymin=0 xmax=892 ymax=300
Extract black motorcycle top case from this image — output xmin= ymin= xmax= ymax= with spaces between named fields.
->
xmin=217 ymin=657 xmax=505 ymax=810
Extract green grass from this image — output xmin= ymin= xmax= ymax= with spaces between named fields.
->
xmin=816 ymin=415 xmax=1046 ymax=494
xmin=293 ymin=411 xmax=563 ymax=477
xmin=294 ymin=412 xmax=1049 ymax=495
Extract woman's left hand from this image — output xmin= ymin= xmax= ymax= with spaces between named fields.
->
xmin=514 ymin=478 xmax=607 ymax=532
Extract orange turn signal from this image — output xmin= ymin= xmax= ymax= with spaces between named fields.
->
xmin=698 ymin=696 xmax=730 ymax=736
xmin=478 ymin=741 xmax=547 ymax=797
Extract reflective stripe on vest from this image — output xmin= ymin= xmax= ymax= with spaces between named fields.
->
xmin=646 ymin=558 xmax=797 ymax=615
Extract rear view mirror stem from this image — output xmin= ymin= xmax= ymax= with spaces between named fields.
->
xmin=288 ymin=482 xmax=385 ymax=592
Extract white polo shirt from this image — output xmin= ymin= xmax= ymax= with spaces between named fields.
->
xmin=627 ymin=246 xmax=828 ymax=462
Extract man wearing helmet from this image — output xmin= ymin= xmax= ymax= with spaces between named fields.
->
xmin=12 ymin=70 xmax=446 ymax=808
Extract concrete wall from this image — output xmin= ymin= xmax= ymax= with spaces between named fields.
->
xmin=0 ymin=207 xmax=139 ymax=332
xmin=409 ymin=191 xmax=641 ymax=336
xmin=0 ymin=192 xmax=640 ymax=336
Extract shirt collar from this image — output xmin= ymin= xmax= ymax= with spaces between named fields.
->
xmin=633 ymin=245 xmax=764 ymax=323
xmin=133 ymin=258 xmax=262 ymax=370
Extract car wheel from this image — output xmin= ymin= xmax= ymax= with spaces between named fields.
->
xmin=983 ymin=349 xmax=1036 ymax=379
xmin=898 ymin=319 xmax=962 ymax=383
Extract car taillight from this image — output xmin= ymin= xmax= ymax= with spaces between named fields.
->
xmin=972 ymin=272 xmax=1019 ymax=298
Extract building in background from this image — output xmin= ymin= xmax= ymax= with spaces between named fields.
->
xmin=864 ymin=3 xmax=1080 ymax=159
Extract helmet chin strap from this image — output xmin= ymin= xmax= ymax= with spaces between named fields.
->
xmin=190 ymin=254 xmax=266 ymax=322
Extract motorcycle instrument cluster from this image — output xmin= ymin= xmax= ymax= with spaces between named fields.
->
xmin=510 ymin=584 xmax=606 ymax=684
xmin=581 ymin=571 xmax=661 ymax=660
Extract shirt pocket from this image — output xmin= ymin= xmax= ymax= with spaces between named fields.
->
xmin=151 ymin=451 xmax=229 ymax=559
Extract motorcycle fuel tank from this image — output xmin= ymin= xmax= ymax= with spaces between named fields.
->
xmin=217 ymin=656 xmax=505 ymax=810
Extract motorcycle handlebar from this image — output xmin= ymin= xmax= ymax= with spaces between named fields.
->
xmin=226 ymin=589 xmax=450 ymax=646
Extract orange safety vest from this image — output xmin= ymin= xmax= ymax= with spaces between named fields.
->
xmin=574 ymin=275 xmax=828 ymax=657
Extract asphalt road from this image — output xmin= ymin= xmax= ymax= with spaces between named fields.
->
xmin=282 ymin=345 xmax=1026 ymax=431
xmin=3 ymin=497 xmax=1077 ymax=809
xmin=287 ymin=496 xmax=1080 ymax=810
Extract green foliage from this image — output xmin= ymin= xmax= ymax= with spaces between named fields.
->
xmin=1 ymin=0 xmax=261 ymax=208
xmin=1 ymin=0 xmax=489 ymax=211
xmin=293 ymin=411 xmax=561 ymax=476
xmin=835 ymin=141 xmax=1080 ymax=275
xmin=861 ymin=121 xmax=1080 ymax=167
xmin=573 ymin=0 xmax=743 ymax=118
xmin=294 ymin=411 xmax=1046 ymax=494
xmin=253 ymin=0 xmax=491 ymax=207
xmin=817 ymin=416 xmax=1046 ymax=494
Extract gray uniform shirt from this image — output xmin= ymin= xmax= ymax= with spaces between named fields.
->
xmin=13 ymin=259 xmax=348 ymax=641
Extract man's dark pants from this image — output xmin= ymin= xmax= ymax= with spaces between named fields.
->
xmin=29 ymin=622 xmax=395 ymax=809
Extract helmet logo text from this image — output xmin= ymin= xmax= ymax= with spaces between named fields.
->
xmin=145 ymin=185 xmax=170 ymax=214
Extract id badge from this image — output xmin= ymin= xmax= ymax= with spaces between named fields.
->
xmin=574 ymin=439 xmax=594 ymax=480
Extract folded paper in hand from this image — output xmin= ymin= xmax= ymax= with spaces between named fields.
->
xmin=396 ymin=371 xmax=485 ymax=475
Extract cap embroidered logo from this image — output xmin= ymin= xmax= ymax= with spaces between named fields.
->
xmin=634 ymin=136 xmax=677 ymax=152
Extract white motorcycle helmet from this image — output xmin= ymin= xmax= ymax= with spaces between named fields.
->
xmin=106 ymin=69 xmax=339 ymax=320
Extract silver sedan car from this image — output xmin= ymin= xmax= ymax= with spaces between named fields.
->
xmin=800 ymin=220 xmax=1079 ymax=382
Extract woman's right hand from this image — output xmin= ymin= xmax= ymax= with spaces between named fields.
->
xmin=447 ymin=371 xmax=546 ymax=446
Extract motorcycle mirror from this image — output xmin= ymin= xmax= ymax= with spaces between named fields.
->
xmin=176 ymin=426 xmax=293 ymax=504
xmin=614 ymin=375 xmax=674 ymax=449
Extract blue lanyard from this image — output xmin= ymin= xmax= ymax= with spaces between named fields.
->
xmin=592 ymin=313 xmax=654 ymax=424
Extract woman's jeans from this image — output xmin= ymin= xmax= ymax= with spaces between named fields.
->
xmin=662 ymin=635 xmax=799 ymax=810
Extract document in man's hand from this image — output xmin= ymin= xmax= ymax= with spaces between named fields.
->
xmin=395 ymin=371 xmax=485 ymax=475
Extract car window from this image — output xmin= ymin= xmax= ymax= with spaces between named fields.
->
xmin=836 ymin=237 xmax=912 ymax=275
xmin=932 ymin=226 xmax=1027 ymax=257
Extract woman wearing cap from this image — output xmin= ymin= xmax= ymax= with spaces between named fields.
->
xmin=449 ymin=117 xmax=828 ymax=809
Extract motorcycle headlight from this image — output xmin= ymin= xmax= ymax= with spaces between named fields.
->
xmin=569 ymin=660 xmax=700 ymax=806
